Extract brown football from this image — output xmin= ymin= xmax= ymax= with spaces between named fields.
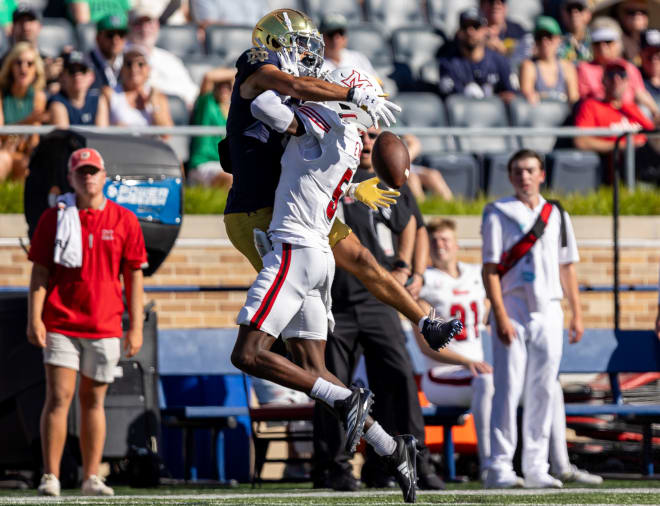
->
xmin=371 ymin=131 xmax=410 ymax=189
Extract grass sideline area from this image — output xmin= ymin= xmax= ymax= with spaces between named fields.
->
xmin=1 ymin=481 xmax=659 ymax=504
xmin=4 ymin=182 xmax=660 ymax=216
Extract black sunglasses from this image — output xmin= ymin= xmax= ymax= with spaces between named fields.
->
xmin=605 ymin=68 xmax=627 ymax=79
xmin=103 ymin=30 xmax=127 ymax=38
xmin=565 ymin=3 xmax=585 ymax=12
xmin=625 ymin=8 xmax=648 ymax=16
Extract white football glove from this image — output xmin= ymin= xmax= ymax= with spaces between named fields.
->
xmin=349 ymin=87 xmax=402 ymax=128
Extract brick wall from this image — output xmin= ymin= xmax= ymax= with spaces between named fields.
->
xmin=3 ymin=236 xmax=659 ymax=330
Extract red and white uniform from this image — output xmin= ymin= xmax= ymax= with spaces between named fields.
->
xmin=237 ymin=102 xmax=362 ymax=340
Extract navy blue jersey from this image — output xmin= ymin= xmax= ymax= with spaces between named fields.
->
xmin=224 ymin=47 xmax=287 ymax=214
xmin=48 ymin=90 xmax=99 ymax=126
xmin=438 ymin=47 xmax=518 ymax=98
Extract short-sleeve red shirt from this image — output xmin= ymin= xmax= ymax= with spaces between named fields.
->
xmin=28 ymin=199 xmax=148 ymax=338
xmin=575 ymin=98 xmax=654 ymax=144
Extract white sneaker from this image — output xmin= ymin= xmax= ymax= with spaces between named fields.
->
xmin=559 ymin=465 xmax=603 ymax=485
xmin=524 ymin=473 xmax=563 ymax=489
xmin=37 ymin=473 xmax=60 ymax=496
xmin=484 ymin=470 xmax=525 ymax=489
xmin=81 ymin=474 xmax=114 ymax=496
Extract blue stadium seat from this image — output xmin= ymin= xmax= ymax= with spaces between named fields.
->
xmin=391 ymin=26 xmax=445 ymax=79
xmin=546 ymin=149 xmax=601 ymax=194
xmin=306 ymin=0 xmax=364 ymax=23
xmin=205 ymin=25 xmax=253 ymax=66
xmin=365 ymin=0 xmax=425 ymax=33
xmin=165 ymin=94 xmax=190 ymax=164
xmin=184 ymin=56 xmax=227 ymax=86
xmin=418 ymin=58 xmax=440 ymax=87
xmin=445 ymin=95 xmax=516 ymax=153
xmin=39 ymin=18 xmax=78 ymax=58
xmin=395 ymin=92 xmax=451 ymax=153
xmin=484 ymin=152 xmax=517 ymax=197
xmin=157 ymin=24 xmax=203 ymax=58
xmin=346 ymin=24 xmax=392 ymax=70
xmin=509 ymin=97 xmax=571 ymax=154
xmin=423 ymin=152 xmax=480 ymax=198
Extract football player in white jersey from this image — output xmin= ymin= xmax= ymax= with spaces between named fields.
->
xmin=231 ymin=68 xmax=455 ymax=503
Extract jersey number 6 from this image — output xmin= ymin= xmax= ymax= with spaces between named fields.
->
xmin=326 ymin=168 xmax=354 ymax=220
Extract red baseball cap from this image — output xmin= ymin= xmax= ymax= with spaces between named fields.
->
xmin=68 ymin=147 xmax=105 ymax=172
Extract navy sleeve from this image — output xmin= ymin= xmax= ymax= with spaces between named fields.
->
xmin=235 ymin=47 xmax=280 ymax=81
xmin=438 ymin=57 xmax=462 ymax=96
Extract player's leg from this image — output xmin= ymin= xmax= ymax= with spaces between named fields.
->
xmin=521 ymin=302 xmax=564 ymax=488
xmin=224 ymin=207 xmax=273 ymax=272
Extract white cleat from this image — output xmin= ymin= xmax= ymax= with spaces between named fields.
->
xmin=484 ymin=471 xmax=525 ymax=489
xmin=524 ymin=473 xmax=563 ymax=489
xmin=37 ymin=473 xmax=60 ymax=496
xmin=81 ymin=474 xmax=114 ymax=496
xmin=558 ymin=465 xmax=603 ymax=485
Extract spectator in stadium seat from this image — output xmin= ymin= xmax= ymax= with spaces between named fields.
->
xmin=557 ymin=0 xmax=593 ymax=63
xmin=27 ymin=147 xmax=147 ymax=497
xmin=190 ymin=0 xmax=268 ymax=26
xmin=479 ymin=0 xmax=533 ymax=67
xmin=574 ymin=62 xmax=660 ymax=183
xmin=48 ymin=51 xmax=108 ymax=127
xmin=0 ymin=41 xmax=46 ymax=181
xmin=519 ymin=16 xmax=579 ymax=105
xmin=577 ymin=16 xmax=659 ymax=120
xmin=127 ymin=3 xmax=198 ymax=108
xmin=437 ymin=8 xmax=518 ymax=103
xmin=88 ymin=13 xmax=127 ymax=91
xmin=318 ymin=13 xmax=377 ymax=76
xmin=640 ymin=29 xmax=660 ymax=103
xmin=67 ymin=0 xmax=131 ymax=25
xmin=188 ymin=66 xmax=235 ymax=187
xmin=101 ymin=45 xmax=173 ymax=131
xmin=613 ymin=0 xmax=648 ymax=66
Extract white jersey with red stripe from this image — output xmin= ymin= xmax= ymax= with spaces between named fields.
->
xmin=419 ymin=262 xmax=487 ymax=377
xmin=268 ymin=101 xmax=362 ymax=251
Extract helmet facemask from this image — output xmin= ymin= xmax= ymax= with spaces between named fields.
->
xmin=276 ymin=31 xmax=324 ymax=78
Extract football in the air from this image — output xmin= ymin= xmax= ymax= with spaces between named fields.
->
xmin=371 ymin=131 xmax=410 ymax=189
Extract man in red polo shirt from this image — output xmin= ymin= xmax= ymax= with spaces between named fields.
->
xmin=27 ymin=147 xmax=147 ymax=497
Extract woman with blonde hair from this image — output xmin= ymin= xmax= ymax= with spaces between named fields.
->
xmin=0 ymin=41 xmax=47 ymax=180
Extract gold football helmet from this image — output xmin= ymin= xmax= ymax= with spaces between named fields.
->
xmin=252 ymin=9 xmax=324 ymax=77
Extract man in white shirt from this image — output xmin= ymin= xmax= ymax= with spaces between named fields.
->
xmin=127 ymin=3 xmax=199 ymax=108
xmin=319 ymin=13 xmax=377 ymax=77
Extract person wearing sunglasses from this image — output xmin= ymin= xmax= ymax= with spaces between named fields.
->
xmin=640 ymin=29 xmax=660 ymax=103
xmin=0 ymin=41 xmax=46 ymax=181
xmin=89 ymin=13 xmax=128 ymax=91
xmin=557 ymin=0 xmax=593 ymax=63
xmin=520 ymin=16 xmax=579 ymax=105
xmin=614 ymin=0 xmax=649 ymax=66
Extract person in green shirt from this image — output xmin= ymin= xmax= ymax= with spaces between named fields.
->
xmin=188 ymin=67 xmax=235 ymax=188
xmin=67 ymin=0 xmax=131 ymax=25
xmin=0 ymin=0 xmax=17 ymax=35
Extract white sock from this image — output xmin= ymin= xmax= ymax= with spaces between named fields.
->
xmin=309 ymin=378 xmax=351 ymax=405
xmin=363 ymin=421 xmax=397 ymax=457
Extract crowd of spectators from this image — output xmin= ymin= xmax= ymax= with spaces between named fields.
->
xmin=0 ymin=0 xmax=658 ymax=188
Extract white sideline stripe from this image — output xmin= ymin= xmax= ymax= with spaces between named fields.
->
xmin=1 ymin=487 xmax=658 ymax=503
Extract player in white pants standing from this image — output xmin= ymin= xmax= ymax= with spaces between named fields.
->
xmin=481 ymin=149 xmax=583 ymax=489
xmin=416 ymin=218 xmax=602 ymax=485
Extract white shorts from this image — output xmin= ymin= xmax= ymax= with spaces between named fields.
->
xmin=422 ymin=368 xmax=476 ymax=407
xmin=237 ymin=242 xmax=334 ymax=340
xmin=43 ymin=332 xmax=121 ymax=384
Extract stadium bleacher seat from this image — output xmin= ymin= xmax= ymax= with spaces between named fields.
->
xmin=441 ymin=0 xmax=478 ymax=39
xmin=156 ymin=24 xmax=203 ymax=58
xmin=75 ymin=23 xmax=96 ymax=53
xmin=205 ymin=25 xmax=253 ymax=67
xmin=484 ymin=151 xmax=517 ymax=197
xmin=306 ymin=0 xmax=364 ymax=23
xmin=446 ymin=95 xmax=516 ymax=153
xmin=346 ymin=24 xmax=392 ymax=70
xmin=546 ymin=149 xmax=601 ymax=194
xmin=391 ymin=26 xmax=445 ymax=79
xmin=509 ymin=97 xmax=571 ymax=154
xmin=507 ymin=0 xmax=542 ymax=31
xmin=184 ymin=56 xmax=227 ymax=86
xmin=426 ymin=0 xmax=447 ymax=34
xmin=165 ymin=94 xmax=190 ymax=164
xmin=395 ymin=92 xmax=451 ymax=152
xmin=424 ymin=152 xmax=480 ymax=198
xmin=39 ymin=18 xmax=78 ymax=58
xmin=418 ymin=58 xmax=440 ymax=87
xmin=365 ymin=0 xmax=426 ymax=33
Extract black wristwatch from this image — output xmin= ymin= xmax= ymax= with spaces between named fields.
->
xmin=393 ymin=259 xmax=411 ymax=272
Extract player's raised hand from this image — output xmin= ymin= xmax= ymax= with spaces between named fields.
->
xmin=349 ymin=87 xmax=401 ymax=128
xmin=350 ymin=177 xmax=400 ymax=210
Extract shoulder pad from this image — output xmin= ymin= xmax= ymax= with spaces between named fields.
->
xmin=236 ymin=47 xmax=280 ymax=73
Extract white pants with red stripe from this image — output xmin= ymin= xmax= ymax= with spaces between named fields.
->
xmin=237 ymin=242 xmax=334 ymax=340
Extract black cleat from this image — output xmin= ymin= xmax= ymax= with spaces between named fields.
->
xmin=334 ymin=386 xmax=374 ymax=455
xmin=422 ymin=314 xmax=463 ymax=350
xmin=384 ymin=435 xmax=418 ymax=503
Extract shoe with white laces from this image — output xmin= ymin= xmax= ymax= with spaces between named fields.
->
xmin=484 ymin=470 xmax=524 ymax=489
xmin=37 ymin=473 xmax=60 ymax=496
xmin=524 ymin=473 xmax=563 ymax=489
xmin=383 ymin=435 xmax=418 ymax=503
xmin=333 ymin=385 xmax=374 ymax=455
xmin=81 ymin=474 xmax=114 ymax=496
xmin=558 ymin=465 xmax=603 ymax=485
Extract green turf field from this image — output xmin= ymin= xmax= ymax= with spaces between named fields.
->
xmin=1 ymin=480 xmax=660 ymax=505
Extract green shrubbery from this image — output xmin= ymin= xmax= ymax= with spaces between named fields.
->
xmin=2 ymin=182 xmax=660 ymax=215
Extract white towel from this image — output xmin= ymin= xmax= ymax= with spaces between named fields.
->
xmin=54 ymin=192 xmax=83 ymax=268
